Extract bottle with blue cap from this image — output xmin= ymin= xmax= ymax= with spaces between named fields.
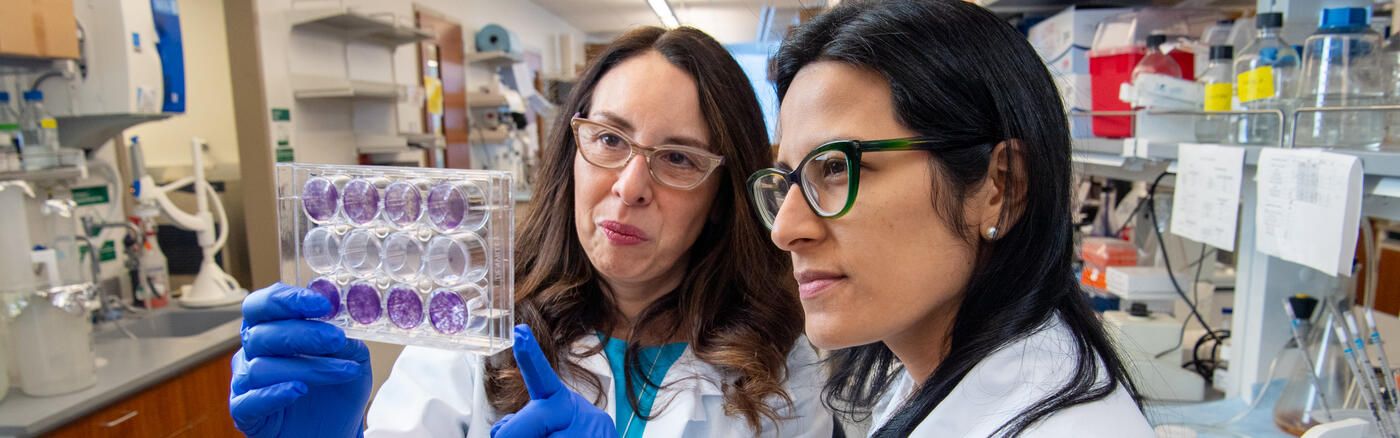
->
xmin=0 ymin=92 xmax=20 ymax=153
xmin=17 ymin=90 xmax=61 ymax=169
xmin=1296 ymin=7 xmax=1385 ymax=150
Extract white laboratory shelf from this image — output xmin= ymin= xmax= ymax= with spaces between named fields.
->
xmin=354 ymin=134 xmax=409 ymax=154
xmin=467 ymin=91 xmax=510 ymax=108
xmin=466 ymin=51 xmax=523 ymax=68
xmin=55 ymin=113 xmax=172 ymax=152
xmin=1072 ymin=138 xmax=1129 ymax=156
xmin=401 ymin=133 xmax=445 ymax=150
xmin=289 ymin=7 xmax=431 ymax=47
xmin=1072 ymin=155 xmax=1172 ymax=183
xmin=471 ymin=128 xmax=510 ymax=145
xmin=1127 ymin=139 xmax=1400 ymax=179
xmin=974 ymin=0 xmax=1152 ymax=13
xmin=291 ymin=75 xmax=401 ymax=100
xmin=1327 ymin=148 xmax=1400 ymax=178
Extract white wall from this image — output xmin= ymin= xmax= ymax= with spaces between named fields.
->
xmin=126 ymin=0 xmax=240 ymax=173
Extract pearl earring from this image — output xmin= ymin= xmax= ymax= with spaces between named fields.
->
xmin=985 ymin=226 xmax=999 ymax=240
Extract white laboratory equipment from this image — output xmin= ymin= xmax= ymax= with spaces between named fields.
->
xmin=34 ymin=0 xmax=184 ymax=151
xmin=38 ymin=0 xmax=179 ymax=116
xmin=130 ymin=138 xmax=245 ymax=308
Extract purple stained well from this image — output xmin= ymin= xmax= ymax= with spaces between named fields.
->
xmin=346 ymin=283 xmax=383 ymax=324
xmin=383 ymin=182 xmax=423 ymax=227
xmin=429 ymin=290 xmax=468 ymax=334
xmin=306 ymin=278 xmax=341 ymax=320
xmin=426 ymin=183 xmax=466 ymax=231
xmin=386 ymin=287 xmax=424 ymax=329
xmin=342 ymin=179 xmax=381 ymax=225
xmin=302 ymin=177 xmax=339 ymax=223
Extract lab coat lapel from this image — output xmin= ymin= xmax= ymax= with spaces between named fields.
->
xmin=568 ymin=336 xmax=617 ymax=416
xmin=643 ymin=346 xmax=725 ymax=437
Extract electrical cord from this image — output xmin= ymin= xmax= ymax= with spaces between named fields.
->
xmin=1144 ymin=171 xmax=1226 ymax=380
xmin=1155 ymin=245 xmax=1215 ymax=359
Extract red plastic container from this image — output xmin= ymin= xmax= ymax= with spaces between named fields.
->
xmin=1089 ymin=48 xmax=1197 ymax=138
xmin=1087 ymin=9 xmax=1224 ymax=138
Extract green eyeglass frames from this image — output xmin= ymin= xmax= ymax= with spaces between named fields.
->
xmin=746 ymin=137 xmax=986 ymax=230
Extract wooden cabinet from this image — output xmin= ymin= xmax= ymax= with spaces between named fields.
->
xmin=0 ymin=0 xmax=80 ymax=59
xmin=44 ymin=349 xmax=240 ymax=438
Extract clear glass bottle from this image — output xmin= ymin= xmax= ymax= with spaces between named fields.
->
xmin=1295 ymin=7 xmax=1385 ymax=150
xmin=17 ymin=90 xmax=60 ymax=170
xmin=1202 ymin=19 xmax=1235 ymax=47
xmin=1233 ymin=13 xmax=1300 ymax=146
xmin=1383 ymin=21 xmax=1400 ymax=149
xmin=0 ymin=92 xmax=19 ymax=153
xmin=1197 ymin=45 xmax=1236 ymax=143
xmin=1132 ymin=34 xmax=1184 ymax=83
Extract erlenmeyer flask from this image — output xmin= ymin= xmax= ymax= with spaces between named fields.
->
xmin=1273 ymin=309 xmax=1355 ymax=436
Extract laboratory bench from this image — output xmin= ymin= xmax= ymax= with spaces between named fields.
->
xmin=0 ymin=304 xmax=243 ymax=437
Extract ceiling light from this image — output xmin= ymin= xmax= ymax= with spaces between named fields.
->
xmin=648 ymin=0 xmax=680 ymax=28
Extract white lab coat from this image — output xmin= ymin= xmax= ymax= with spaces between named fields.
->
xmin=364 ymin=335 xmax=834 ymax=437
xmin=868 ymin=316 xmax=1154 ymax=437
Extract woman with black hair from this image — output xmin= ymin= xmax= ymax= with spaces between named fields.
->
xmin=748 ymin=0 xmax=1154 ymax=436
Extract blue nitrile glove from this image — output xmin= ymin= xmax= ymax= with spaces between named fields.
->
xmin=228 ymin=283 xmax=373 ymax=438
xmin=490 ymin=325 xmax=618 ymax=438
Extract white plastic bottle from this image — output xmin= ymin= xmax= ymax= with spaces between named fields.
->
xmin=138 ymin=225 xmax=170 ymax=306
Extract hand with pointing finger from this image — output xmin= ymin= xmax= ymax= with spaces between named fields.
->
xmin=490 ymin=324 xmax=617 ymax=438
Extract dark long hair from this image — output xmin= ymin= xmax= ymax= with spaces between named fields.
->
xmin=770 ymin=1 xmax=1140 ymax=436
xmin=485 ymin=26 xmax=803 ymax=430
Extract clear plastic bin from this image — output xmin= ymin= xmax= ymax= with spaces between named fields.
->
xmin=276 ymin=163 xmax=514 ymax=354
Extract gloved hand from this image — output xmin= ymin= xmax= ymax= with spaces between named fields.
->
xmin=228 ymin=283 xmax=373 ymax=438
xmin=490 ymin=325 xmax=617 ymax=438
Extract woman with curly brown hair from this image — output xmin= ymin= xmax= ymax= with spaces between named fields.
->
xmin=228 ymin=26 xmax=832 ymax=438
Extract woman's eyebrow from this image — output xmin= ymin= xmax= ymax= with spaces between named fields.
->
xmin=593 ymin=111 xmax=635 ymax=132
xmin=597 ymin=110 xmax=707 ymax=149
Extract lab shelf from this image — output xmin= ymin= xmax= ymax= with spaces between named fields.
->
xmin=55 ymin=113 xmax=172 ymax=152
xmin=291 ymin=75 xmax=401 ymax=100
xmin=1072 ymin=138 xmax=1129 ymax=156
xmin=467 ymin=91 xmax=510 ymax=108
xmin=471 ymin=128 xmax=510 ymax=145
xmin=289 ymin=7 xmax=431 ymax=47
xmin=354 ymin=133 xmax=409 ymax=154
xmin=0 ymin=166 xmax=85 ymax=184
xmin=974 ymin=0 xmax=1151 ymax=13
xmin=466 ymin=51 xmax=523 ymax=68
xmin=401 ymin=133 xmax=445 ymax=150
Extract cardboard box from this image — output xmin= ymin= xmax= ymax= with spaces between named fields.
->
xmin=1030 ymin=7 xmax=1127 ymax=139
xmin=1028 ymin=7 xmax=1128 ymax=68
xmin=0 ymin=0 xmax=79 ymax=59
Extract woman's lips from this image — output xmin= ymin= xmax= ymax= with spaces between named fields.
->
xmin=796 ymin=270 xmax=845 ymax=299
xmin=599 ymin=220 xmax=648 ymax=246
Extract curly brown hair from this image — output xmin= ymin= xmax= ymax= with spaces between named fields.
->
xmin=483 ymin=26 xmax=803 ymax=430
